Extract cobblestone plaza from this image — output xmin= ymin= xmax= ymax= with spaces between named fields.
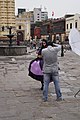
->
xmin=0 ymin=48 xmax=80 ymax=120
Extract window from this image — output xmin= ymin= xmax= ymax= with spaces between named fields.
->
xmin=70 ymin=23 xmax=72 ymax=29
xmin=75 ymin=22 xmax=77 ymax=28
xmin=19 ymin=25 xmax=21 ymax=29
xmin=2 ymin=26 xmax=4 ymax=31
xmin=67 ymin=24 xmax=68 ymax=29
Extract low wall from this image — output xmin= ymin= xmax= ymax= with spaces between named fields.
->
xmin=0 ymin=46 xmax=27 ymax=56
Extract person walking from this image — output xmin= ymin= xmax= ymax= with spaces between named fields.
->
xmin=42 ymin=41 xmax=62 ymax=101
xmin=30 ymin=39 xmax=33 ymax=49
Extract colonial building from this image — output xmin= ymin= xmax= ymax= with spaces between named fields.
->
xmin=33 ymin=18 xmax=66 ymax=42
xmin=16 ymin=7 xmax=48 ymax=40
xmin=66 ymin=13 xmax=80 ymax=37
xmin=16 ymin=12 xmax=31 ymax=41
xmin=0 ymin=0 xmax=16 ymax=40
xmin=52 ymin=18 xmax=65 ymax=42
xmin=39 ymin=18 xmax=65 ymax=42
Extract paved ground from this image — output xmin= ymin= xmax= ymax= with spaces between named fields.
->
xmin=0 ymin=48 xmax=80 ymax=120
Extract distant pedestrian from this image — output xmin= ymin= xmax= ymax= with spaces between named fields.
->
xmin=17 ymin=40 xmax=20 ymax=46
xmin=42 ymin=41 xmax=62 ymax=102
xmin=33 ymin=39 xmax=36 ymax=49
xmin=30 ymin=39 xmax=33 ymax=49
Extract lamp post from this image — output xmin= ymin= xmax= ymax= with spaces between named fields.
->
xmin=61 ymin=41 xmax=64 ymax=57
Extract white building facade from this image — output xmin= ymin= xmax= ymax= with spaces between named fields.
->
xmin=33 ymin=8 xmax=48 ymax=23
xmin=66 ymin=13 xmax=80 ymax=37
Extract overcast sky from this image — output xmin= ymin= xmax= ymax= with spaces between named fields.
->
xmin=15 ymin=0 xmax=80 ymax=18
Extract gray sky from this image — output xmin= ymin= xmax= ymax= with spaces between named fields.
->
xmin=15 ymin=0 xmax=80 ymax=18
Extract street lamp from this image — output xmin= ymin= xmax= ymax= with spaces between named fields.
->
xmin=61 ymin=41 xmax=64 ymax=57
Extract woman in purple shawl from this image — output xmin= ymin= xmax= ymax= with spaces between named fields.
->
xmin=29 ymin=39 xmax=48 ymax=90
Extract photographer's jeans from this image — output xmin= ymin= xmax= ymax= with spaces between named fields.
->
xmin=43 ymin=73 xmax=62 ymax=101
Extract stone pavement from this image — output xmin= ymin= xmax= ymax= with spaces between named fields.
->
xmin=0 ymin=48 xmax=80 ymax=120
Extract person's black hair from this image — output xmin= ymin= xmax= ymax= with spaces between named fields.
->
xmin=42 ymin=39 xmax=48 ymax=45
xmin=47 ymin=41 xmax=53 ymax=47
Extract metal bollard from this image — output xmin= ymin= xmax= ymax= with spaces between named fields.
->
xmin=61 ymin=43 xmax=64 ymax=57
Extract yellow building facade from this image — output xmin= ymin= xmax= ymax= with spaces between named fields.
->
xmin=0 ymin=0 xmax=15 ymax=40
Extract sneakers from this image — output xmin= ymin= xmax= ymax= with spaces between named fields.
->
xmin=42 ymin=97 xmax=48 ymax=102
xmin=56 ymin=97 xmax=63 ymax=101
xmin=43 ymin=99 xmax=47 ymax=102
